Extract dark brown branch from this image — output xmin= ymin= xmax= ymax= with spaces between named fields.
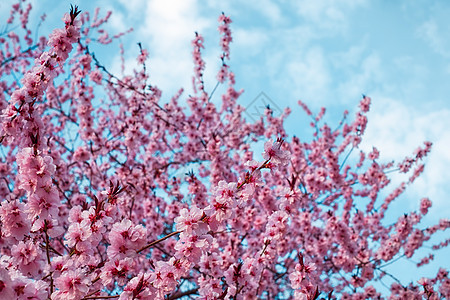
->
xmin=0 ymin=45 xmax=38 ymax=67
xmin=136 ymin=230 xmax=181 ymax=254
xmin=81 ymin=295 xmax=119 ymax=300
xmin=167 ymin=288 xmax=199 ymax=300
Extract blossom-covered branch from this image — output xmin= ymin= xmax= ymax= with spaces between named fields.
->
xmin=0 ymin=1 xmax=448 ymax=299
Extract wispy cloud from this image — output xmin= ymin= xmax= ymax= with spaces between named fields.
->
xmin=284 ymin=47 xmax=331 ymax=103
xmin=417 ymin=19 xmax=450 ymax=58
xmin=292 ymin=0 xmax=368 ymax=33
xmin=108 ymin=0 xmax=216 ymax=96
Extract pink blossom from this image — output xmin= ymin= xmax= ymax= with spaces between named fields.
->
xmin=11 ymin=241 xmax=43 ymax=276
xmin=359 ymin=95 xmax=371 ymax=112
xmin=420 ymin=197 xmax=432 ymax=215
xmin=100 ymin=257 xmax=135 ymax=286
xmin=198 ymin=276 xmax=222 ymax=298
xmin=174 ymin=205 xmax=207 ymax=236
xmin=0 ymin=199 xmax=30 ymax=240
xmin=262 ymin=138 xmax=290 ymax=167
xmin=108 ymin=218 xmax=147 ymax=258
xmin=26 ymin=189 xmax=59 ymax=219
xmin=174 ymin=233 xmax=211 ymax=262
xmin=120 ymin=272 xmax=155 ymax=300
xmin=73 ymin=146 xmax=91 ymax=162
xmin=9 ymin=275 xmax=48 ymax=299
xmin=137 ymin=48 xmax=149 ymax=64
xmin=53 ymin=269 xmax=89 ymax=300
xmin=89 ymin=69 xmax=103 ymax=84
xmin=0 ymin=268 xmax=14 ymax=299
xmin=205 ymin=180 xmax=238 ymax=222
xmin=65 ymin=222 xmax=92 ymax=248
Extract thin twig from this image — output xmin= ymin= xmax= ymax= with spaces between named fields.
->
xmin=136 ymin=230 xmax=181 ymax=253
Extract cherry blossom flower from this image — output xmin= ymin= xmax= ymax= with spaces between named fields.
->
xmin=100 ymin=257 xmax=135 ymax=286
xmin=108 ymin=218 xmax=147 ymax=258
xmin=262 ymin=138 xmax=290 ymax=167
xmin=0 ymin=268 xmax=14 ymax=299
xmin=11 ymin=240 xmax=43 ymax=276
xmin=53 ymin=269 xmax=89 ymax=300
xmin=0 ymin=199 xmax=30 ymax=240
xmin=174 ymin=205 xmax=207 ymax=236
xmin=120 ymin=272 xmax=155 ymax=300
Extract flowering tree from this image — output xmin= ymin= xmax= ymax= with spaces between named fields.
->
xmin=0 ymin=2 xmax=449 ymax=299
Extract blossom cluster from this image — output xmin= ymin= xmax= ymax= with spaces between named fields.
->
xmin=0 ymin=1 xmax=448 ymax=299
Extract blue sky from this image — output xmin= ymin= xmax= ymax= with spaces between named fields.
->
xmin=2 ymin=0 xmax=449 ymax=290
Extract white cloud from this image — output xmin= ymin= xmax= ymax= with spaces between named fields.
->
xmin=140 ymin=0 xmax=210 ymax=92
xmin=331 ymin=40 xmax=367 ymax=69
xmin=292 ymin=0 xmax=367 ymax=33
xmin=417 ymin=19 xmax=450 ymax=58
xmin=335 ymin=52 xmax=383 ymax=103
xmin=232 ymin=28 xmax=270 ymax=59
xmin=107 ymin=6 xmax=131 ymax=33
xmin=250 ymin=0 xmax=283 ymax=25
xmin=285 ymin=47 xmax=331 ymax=103
xmin=106 ymin=0 xmax=216 ymax=95
xmin=116 ymin=0 xmax=145 ymax=14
